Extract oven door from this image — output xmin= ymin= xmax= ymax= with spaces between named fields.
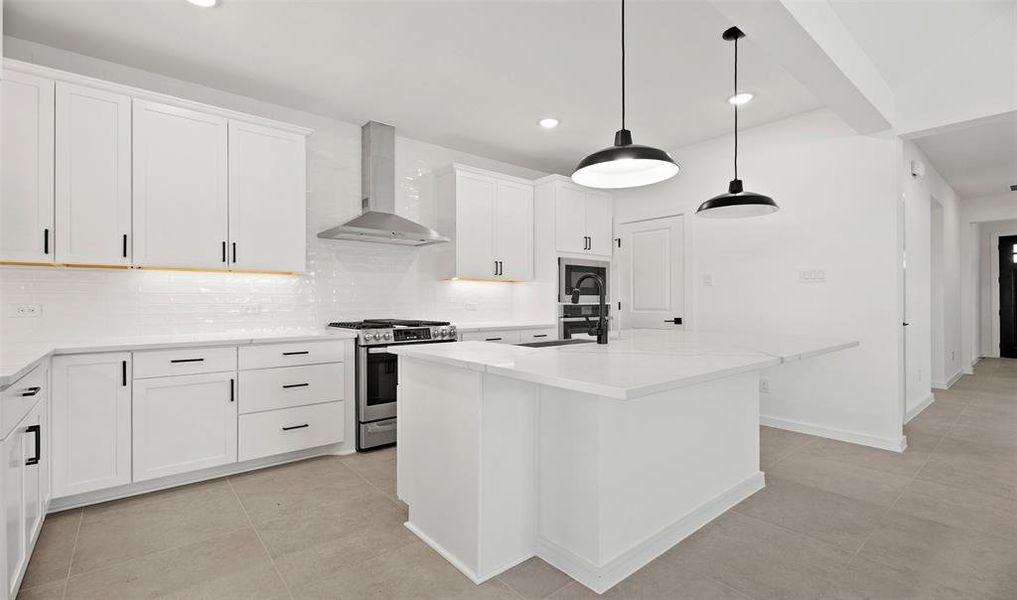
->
xmin=357 ymin=339 xmax=457 ymax=424
xmin=559 ymin=258 xmax=610 ymax=303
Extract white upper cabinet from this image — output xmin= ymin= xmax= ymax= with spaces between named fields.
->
xmin=228 ymin=121 xmax=307 ymax=273
xmin=55 ymin=83 xmax=132 ymax=266
xmin=1 ymin=70 xmax=54 ymax=264
xmin=540 ymin=178 xmax=614 ymax=258
xmin=437 ymin=165 xmax=534 ymax=281
xmin=132 ymin=100 xmax=229 ymax=269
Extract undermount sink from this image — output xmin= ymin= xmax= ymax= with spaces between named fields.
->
xmin=516 ymin=339 xmax=595 ymax=348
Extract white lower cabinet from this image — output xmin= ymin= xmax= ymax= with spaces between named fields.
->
xmin=132 ymin=372 xmax=238 ymax=482
xmin=52 ymin=353 xmax=132 ymax=498
xmin=239 ymin=402 xmax=344 ymax=462
xmin=460 ymin=330 xmax=522 ymax=344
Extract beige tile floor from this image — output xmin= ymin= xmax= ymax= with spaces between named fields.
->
xmin=18 ymin=358 xmax=1017 ymax=599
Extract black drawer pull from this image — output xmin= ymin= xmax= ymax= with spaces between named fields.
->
xmin=533 ymin=334 xmax=548 ymax=338
xmin=282 ymin=383 xmax=309 ymax=389
xmin=229 ymin=378 xmax=235 ymax=402
xmin=21 ymin=386 xmax=41 ymax=397
xmin=170 ymin=358 xmax=205 ymax=363
xmin=282 ymin=351 xmax=309 ymax=356
xmin=25 ymin=424 xmax=41 ymax=466
xmin=485 ymin=337 xmax=503 ymax=341
xmin=282 ymin=424 xmax=309 ymax=431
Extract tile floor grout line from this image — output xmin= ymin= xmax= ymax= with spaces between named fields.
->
xmin=59 ymin=508 xmax=84 ymax=600
xmin=226 ymin=476 xmax=295 ymax=600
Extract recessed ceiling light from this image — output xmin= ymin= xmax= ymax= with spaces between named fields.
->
xmin=728 ymin=92 xmax=754 ymax=105
xmin=187 ymin=0 xmax=217 ymax=7
xmin=538 ymin=117 xmax=560 ymax=129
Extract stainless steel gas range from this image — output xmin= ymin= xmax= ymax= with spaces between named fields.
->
xmin=328 ymin=319 xmax=458 ymax=450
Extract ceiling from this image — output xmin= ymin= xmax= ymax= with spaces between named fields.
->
xmin=828 ymin=0 xmax=1013 ymax=89
xmin=914 ymin=114 xmax=1017 ymax=199
xmin=2 ymin=0 xmax=822 ymax=174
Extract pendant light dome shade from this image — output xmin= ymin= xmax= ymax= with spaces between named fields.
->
xmin=697 ymin=26 xmax=779 ymax=218
xmin=572 ymin=129 xmax=680 ymax=189
xmin=571 ymin=0 xmax=679 ymax=190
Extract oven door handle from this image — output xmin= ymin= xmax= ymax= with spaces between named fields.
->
xmin=366 ymin=422 xmax=397 ymax=433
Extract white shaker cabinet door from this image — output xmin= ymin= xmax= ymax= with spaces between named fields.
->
xmin=132 ymin=372 xmax=237 ymax=482
xmin=494 ymin=180 xmax=533 ymax=281
xmin=455 ymin=171 xmax=497 ymax=279
xmin=584 ymin=191 xmax=614 ymax=258
xmin=228 ymin=121 xmax=307 ymax=273
xmin=55 ymin=83 xmax=132 ymax=266
xmin=554 ymin=183 xmax=587 ymax=254
xmin=133 ymin=100 xmax=228 ymax=269
xmin=1 ymin=70 xmax=55 ymax=264
xmin=4 ymin=428 xmax=26 ymax=600
xmin=51 ymin=353 xmax=132 ymax=498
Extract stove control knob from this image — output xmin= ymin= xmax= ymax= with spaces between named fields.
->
xmin=440 ymin=327 xmax=448 ymax=338
xmin=448 ymin=326 xmax=457 ymax=339
xmin=383 ymin=332 xmax=392 ymax=340
xmin=364 ymin=333 xmax=375 ymax=341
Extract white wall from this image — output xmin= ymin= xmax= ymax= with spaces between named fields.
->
xmin=0 ymin=38 xmax=551 ymax=345
xmin=960 ymin=194 xmax=1017 ymax=366
xmin=899 ymin=141 xmax=963 ymax=401
xmin=614 ymin=109 xmax=904 ymax=449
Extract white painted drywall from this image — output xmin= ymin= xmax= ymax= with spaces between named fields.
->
xmin=613 ymin=109 xmax=904 ymax=448
xmin=0 ymin=38 xmax=549 ymax=344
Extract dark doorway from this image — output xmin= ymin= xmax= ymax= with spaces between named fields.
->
xmin=1001 ymin=235 xmax=1017 ymax=359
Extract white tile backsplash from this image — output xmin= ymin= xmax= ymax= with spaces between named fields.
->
xmin=0 ymin=40 xmax=552 ymax=345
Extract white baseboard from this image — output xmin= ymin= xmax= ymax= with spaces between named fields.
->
xmin=404 ymin=521 xmax=531 ymax=585
xmin=760 ymin=415 xmax=906 ymax=453
xmin=932 ymin=370 xmax=964 ymax=390
xmin=535 ymin=472 xmax=766 ymax=595
xmin=905 ymin=394 xmax=935 ymax=423
xmin=49 ymin=443 xmax=350 ymax=512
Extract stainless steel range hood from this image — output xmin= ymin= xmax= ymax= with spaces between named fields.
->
xmin=318 ymin=121 xmax=449 ymax=246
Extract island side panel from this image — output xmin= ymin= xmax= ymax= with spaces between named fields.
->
xmin=536 ymin=372 xmax=765 ymax=594
xmin=398 ymin=358 xmax=484 ymax=579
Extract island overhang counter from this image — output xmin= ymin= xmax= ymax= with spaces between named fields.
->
xmin=390 ymin=330 xmax=858 ymax=594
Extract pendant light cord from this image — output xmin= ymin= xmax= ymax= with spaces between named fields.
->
xmin=733 ymin=35 xmax=738 ymax=180
xmin=621 ymin=0 xmax=626 ymax=131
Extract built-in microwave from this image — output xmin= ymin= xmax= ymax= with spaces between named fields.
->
xmin=558 ymin=257 xmax=610 ymax=304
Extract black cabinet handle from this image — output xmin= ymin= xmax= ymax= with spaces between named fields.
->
xmin=231 ymin=242 xmax=236 ymax=264
xmin=494 ymin=261 xmax=498 ymax=276
xmin=282 ymin=383 xmax=309 ymax=389
xmin=282 ymin=424 xmax=309 ymax=431
xmin=170 ymin=358 xmax=205 ymax=363
xmin=485 ymin=337 xmax=503 ymax=342
xmin=122 ymin=360 xmax=127 ymax=386
xmin=533 ymin=334 xmax=548 ymax=338
xmin=25 ymin=424 xmax=41 ymax=466
xmin=282 ymin=351 xmax=309 ymax=356
xmin=44 ymin=229 xmax=50 ymax=255
xmin=229 ymin=378 xmax=235 ymax=402
xmin=21 ymin=386 xmax=41 ymax=397
xmin=122 ymin=234 xmax=128 ymax=258
xmin=221 ymin=241 xmax=227 ymax=263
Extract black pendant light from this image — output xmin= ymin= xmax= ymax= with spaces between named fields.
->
xmin=571 ymin=0 xmax=679 ymax=189
xmin=697 ymin=27 xmax=779 ymax=218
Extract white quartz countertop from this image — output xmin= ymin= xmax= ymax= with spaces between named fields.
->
xmin=454 ymin=321 xmax=556 ymax=333
xmin=390 ymin=329 xmax=858 ymax=400
xmin=1 ymin=329 xmax=358 ymax=390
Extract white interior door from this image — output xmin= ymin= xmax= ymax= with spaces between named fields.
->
xmin=228 ymin=120 xmax=307 ymax=273
xmin=1 ymin=70 xmax=54 ymax=263
xmin=55 ymin=82 xmax=132 ymax=266
xmin=618 ymin=215 xmax=685 ymax=330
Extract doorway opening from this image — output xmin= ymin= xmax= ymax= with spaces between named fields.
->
xmin=1000 ymin=235 xmax=1017 ymax=358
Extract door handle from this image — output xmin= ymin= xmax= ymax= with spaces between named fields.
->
xmin=231 ymin=242 xmax=237 ymax=264
xmin=367 ymin=422 xmax=397 ymax=433
xmin=665 ymin=318 xmax=683 ymax=325
xmin=170 ymin=358 xmax=205 ymax=363
xmin=122 ymin=360 xmax=127 ymax=387
xmin=21 ymin=386 xmax=41 ymax=397
xmin=25 ymin=424 xmax=41 ymax=466
xmin=282 ymin=351 xmax=309 ymax=356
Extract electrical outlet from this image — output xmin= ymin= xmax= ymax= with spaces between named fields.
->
xmin=799 ymin=269 xmax=827 ymax=284
xmin=9 ymin=303 xmax=41 ymax=318
xmin=759 ymin=378 xmax=770 ymax=394
xmin=951 ymin=351 xmax=956 ymax=362
xmin=703 ymin=274 xmax=713 ymax=287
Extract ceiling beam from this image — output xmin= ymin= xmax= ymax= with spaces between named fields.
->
xmin=708 ymin=0 xmax=893 ymax=134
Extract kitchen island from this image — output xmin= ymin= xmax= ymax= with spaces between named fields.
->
xmin=391 ymin=329 xmax=858 ymax=594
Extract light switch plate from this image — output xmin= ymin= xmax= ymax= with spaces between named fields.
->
xmin=703 ymin=274 xmax=714 ymax=287
xmin=798 ymin=269 xmax=827 ymax=284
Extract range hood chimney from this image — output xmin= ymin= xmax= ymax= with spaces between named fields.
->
xmin=317 ymin=121 xmax=450 ymax=246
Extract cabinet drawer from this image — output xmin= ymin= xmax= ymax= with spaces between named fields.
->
xmin=460 ymin=330 xmax=522 ymax=344
xmin=1 ymin=365 xmax=45 ymax=440
xmin=239 ymin=363 xmax=344 ymax=414
xmin=239 ymin=340 xmax=345 ymax=370
xmin=133 ymin=346 xmax=237 ymax=378
xmin=519 ymin=328 xmax=557 ymax=342
xmin=238 ymin=401 xmax=344 ymax=461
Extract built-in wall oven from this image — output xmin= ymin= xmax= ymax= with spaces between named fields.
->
xmin=559 ymin=303 xmax=612 ymax=340
xmin=328 ymin=319 xmax=458 ymax=451
xmin=559 ymin=257 xmax=610 ymax=304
